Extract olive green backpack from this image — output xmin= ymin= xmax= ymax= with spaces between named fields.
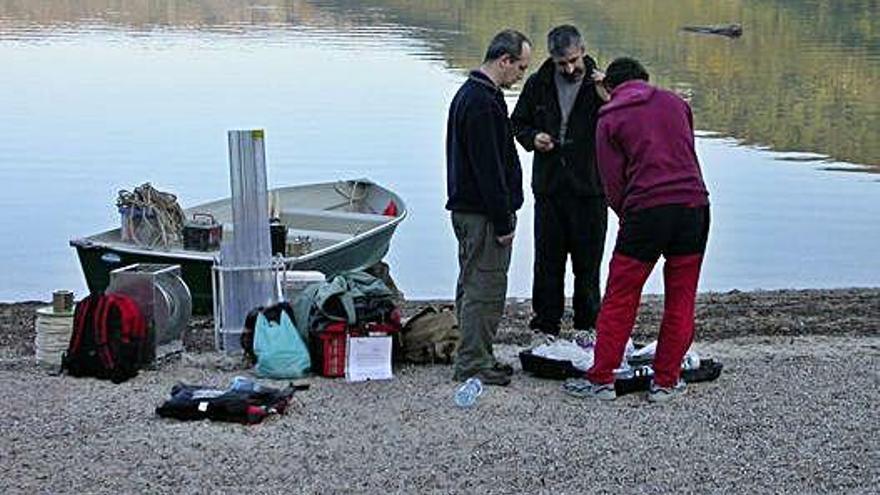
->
xmin=400 ymin=305 xmax=460 ymax=364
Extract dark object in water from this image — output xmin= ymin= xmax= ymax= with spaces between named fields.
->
xmin=681 ymin=23 xmax=743 ymax=38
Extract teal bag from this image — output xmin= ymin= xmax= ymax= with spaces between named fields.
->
xmin=253 ymin=310 xmax=311 ymax=379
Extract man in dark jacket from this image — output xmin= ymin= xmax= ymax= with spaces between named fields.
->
xmin=446 ymin=29 xmax=531 ymax=386
xmin=511 ymin=25 xmax=608 ymax=336
xmin=563 ymin=57 xmax=710 ymax=403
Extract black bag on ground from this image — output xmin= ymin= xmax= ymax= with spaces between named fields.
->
xmin=155 ymin=382 xmax=306 ymax=424
xmin=62 ymin=292 xmax=149 ymax=384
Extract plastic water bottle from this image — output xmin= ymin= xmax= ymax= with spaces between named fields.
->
xmin=454 ymin=377 xmax=483 ymax=408
xmin=230 ymin=376 xmax=261 ymax=392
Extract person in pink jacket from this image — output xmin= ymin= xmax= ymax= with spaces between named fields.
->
xmin=563 ymin=57 xmax=710 ymax=403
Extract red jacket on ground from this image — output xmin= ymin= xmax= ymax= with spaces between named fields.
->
xmin=595 ymin=80 xmax=709 ymax=215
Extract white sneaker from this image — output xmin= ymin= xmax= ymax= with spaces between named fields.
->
xmin=562 ymin=378 xmax=617 ymax=401
xmin=647 ymin=379 xmax=687 ymax=403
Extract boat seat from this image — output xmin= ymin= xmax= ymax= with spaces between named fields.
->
xmin=221 ymin=226 xmax=354 ymax=242
xmin=281 ymin=207 xmax=391 ymax=224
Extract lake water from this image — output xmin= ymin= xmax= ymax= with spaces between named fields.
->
xmin=0 ymin=0 xmax=877 ymax=301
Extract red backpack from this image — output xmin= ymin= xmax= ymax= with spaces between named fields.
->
xmin=63 ymin=292 xmax=149 ymax=383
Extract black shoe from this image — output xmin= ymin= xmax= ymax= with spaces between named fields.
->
xmin=493 ymin=361 xmax=514 ymax=376
xmin=453 ymin=367 xmax=511 ymax=386
xmin=528 ymin=317 xmax=560 ymax=336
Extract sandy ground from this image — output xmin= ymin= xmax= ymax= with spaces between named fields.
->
xmin=0 ymin=288 xmax=878 ymax=494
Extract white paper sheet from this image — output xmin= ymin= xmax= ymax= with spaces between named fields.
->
xmin=345 ymin=336 xmax=393 ymax=382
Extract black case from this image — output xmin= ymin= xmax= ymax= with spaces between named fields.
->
xmin=519 ymin=349 xmax=723 ymax=396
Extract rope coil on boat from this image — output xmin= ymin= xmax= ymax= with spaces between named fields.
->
xmin=117 ymin=183 xmax=186 ymax=248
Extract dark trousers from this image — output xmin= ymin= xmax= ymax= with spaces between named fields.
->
xmin=531 ymin=195 xmax=607 ymax=333
xmin=587 ymin=204 xmax=710 ymax=387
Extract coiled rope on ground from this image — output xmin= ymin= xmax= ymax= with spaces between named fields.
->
xmin=116 ymin=183 xmax=185 ymax=248
xmin=34 ymin=308 xmax=73 ymax=367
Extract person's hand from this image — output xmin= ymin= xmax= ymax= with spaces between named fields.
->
xmin=592 ymin=69 xmax=610 ymax=102
xmin=534 ymin=132 xmax=555 ymax=152
xmin=496 ymin=232 xmax=515 ymax=246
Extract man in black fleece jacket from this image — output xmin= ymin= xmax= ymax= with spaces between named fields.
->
xmin=445 ymin=29 xmax=531 ymax=386
xmin=511 ymin=25 xmax=608 ymax=336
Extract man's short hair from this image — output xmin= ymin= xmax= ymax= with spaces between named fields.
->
xmin=604 ymin=57 xmax=650 ymax=90
xmin=547 ymin=25 xmax=584 ymax=57
xmin=484 ymin=29 xmax=531 ymax=63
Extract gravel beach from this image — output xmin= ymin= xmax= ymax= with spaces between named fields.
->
xmin=1 ymin=288 xmax=878 ymax=494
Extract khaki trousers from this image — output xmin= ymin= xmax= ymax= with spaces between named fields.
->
xmin=451 ymin=212 xmax=512 ymax=376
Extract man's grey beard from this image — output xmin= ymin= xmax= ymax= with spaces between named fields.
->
xmin=561 ymin=70 xmax=584 ymax=82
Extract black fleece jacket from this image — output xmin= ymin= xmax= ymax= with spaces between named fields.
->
xmin=445 ymin=71 xmax=524 ymax=236
xmin=511 ymin=56 xmax=604 ymax=197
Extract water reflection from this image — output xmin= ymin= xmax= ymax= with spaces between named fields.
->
xmin=0 ymin=0 xmax=877 ymax=302
xmin=1 ymin=0 xmax=876 ymax=166
xmin=332 ymin=0 xmax=880 ymax=167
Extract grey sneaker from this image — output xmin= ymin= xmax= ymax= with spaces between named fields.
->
xmin=647 ymin=379 xmax=687 ymax=403
xmin=562 ymin=378 xmax=616 ymax=401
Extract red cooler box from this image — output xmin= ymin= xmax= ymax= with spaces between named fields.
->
xmin=310 ymin=321 xmax=400 ymax=377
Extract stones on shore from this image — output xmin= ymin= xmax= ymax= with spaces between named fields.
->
xmin=1 ymin=288 xmax=878 ymax=361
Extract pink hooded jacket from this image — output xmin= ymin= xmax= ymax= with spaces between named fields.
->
xmin=595 ymin=80 xmax=709 ymax=215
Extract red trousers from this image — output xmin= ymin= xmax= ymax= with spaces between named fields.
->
xmin=586 ymin=252 xmax=704 ymax=387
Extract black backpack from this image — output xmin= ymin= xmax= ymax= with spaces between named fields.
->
xmin=62 ymin=292 xmax=149 ymax=383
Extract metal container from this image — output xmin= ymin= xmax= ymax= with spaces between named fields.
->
xmin=287 ymin=235 xmax=313 ymax=257
xmin=108 ymin=263 xmax=192 ymax=363
xmin=183 ymin=213 xmax=223 ymax=251
xmin=269 ymin=218 xmax=288 ymax=256
xmin=52 ymin=290 xmax=74 ymax=313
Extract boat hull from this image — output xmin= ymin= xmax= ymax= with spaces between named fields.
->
xmin=74 ymin=244 xmax=216 ymax=314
